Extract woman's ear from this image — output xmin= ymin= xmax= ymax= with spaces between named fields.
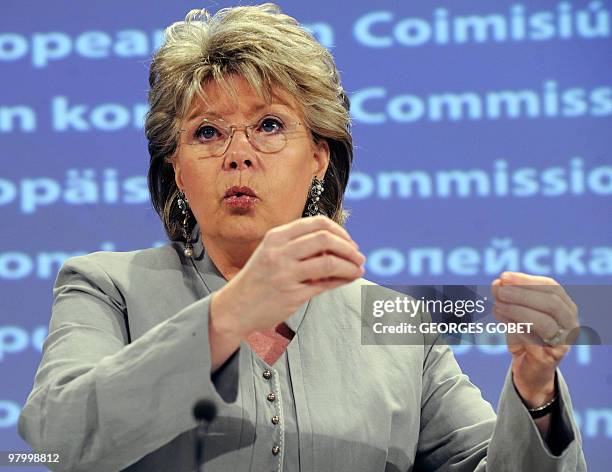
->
xmin=170 ymin=155 xmax=185 ymax=191
xmin=313 ymin=138 xmax=330 ymax=179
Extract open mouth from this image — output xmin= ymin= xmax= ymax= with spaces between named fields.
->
xmin=224 ymin=185 xmax=258 ymax=199
xmin=223 ymin=186 xmax=259 ymax=209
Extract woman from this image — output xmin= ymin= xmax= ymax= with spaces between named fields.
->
xmin=19 ymin=4 xmax=586 ymax=471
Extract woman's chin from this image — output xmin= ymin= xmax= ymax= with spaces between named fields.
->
xmin=217 ymin=219 xmax=270 ymax=243
xmin=205 ymin=211 xmax=301 ymax=243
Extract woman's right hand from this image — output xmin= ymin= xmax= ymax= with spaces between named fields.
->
xmin=211 ymin=215 xmax=365 ymax=340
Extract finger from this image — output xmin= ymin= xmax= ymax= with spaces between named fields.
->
xmin=494 ymin=274 xmax=578 ymax=331
xmin=491 ymin=278 xmax=501 ymax=300
xmin=296 ymin=253 xmax=364 ymax=283
xmin=300 ymin=277 xmax=355 ymax=299
xmin=285 ymin=230 xmax=365 ymax=266
xmin=269 ymin=215 xmax=357 ymax=247
xmin=494 ymin=311 xmax=545 ymax=347
xmin=492 ymin=302 xmax=560 ymax=341
xmin=495 ymin=314 xmax=572 ymax=362
xmin=500 ymin=272 xmax=576 ymax=313
xmin=495 ymin=285 xmax=576 ymax=329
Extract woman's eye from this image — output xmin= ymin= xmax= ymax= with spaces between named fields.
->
xmin=259 ymin=117 xmax=284 ymax=133
xmin=195 ymin=125 xmax=220 ymax=141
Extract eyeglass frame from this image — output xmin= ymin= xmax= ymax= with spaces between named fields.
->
xmin=176 ymin=115 xmax=309 ymax=158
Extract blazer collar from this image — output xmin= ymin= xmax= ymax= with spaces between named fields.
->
xmin=188 ymin=222 xmax=310 ymax=333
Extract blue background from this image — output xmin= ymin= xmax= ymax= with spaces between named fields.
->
xmin=1 ymin=1 xmax=611 ymax=469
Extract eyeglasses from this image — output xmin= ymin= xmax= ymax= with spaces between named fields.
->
xmin=178 ymin=115 xmax=306 ymax=158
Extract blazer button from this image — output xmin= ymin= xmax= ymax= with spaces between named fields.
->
xmin=272 ymin=445 xmax=281 ymax=455
xmin=271 ymin=415 xmax=280 ymax=425
xmin=263 ymin=370 xmax=272 ymax=380
xmin=267 ymin=393 xmax=276 ymax=402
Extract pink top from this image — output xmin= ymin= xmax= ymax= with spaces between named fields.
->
xmin=245 ymin=322 xmax=294 ymax=366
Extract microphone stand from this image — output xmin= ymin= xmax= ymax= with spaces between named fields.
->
xmin=193 ymin=399 xmax=217 ymax=472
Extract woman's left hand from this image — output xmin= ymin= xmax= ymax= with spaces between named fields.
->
xmin=491 ymin=271 xmax=580 ymax=407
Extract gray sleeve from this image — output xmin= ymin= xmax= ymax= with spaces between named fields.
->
xmin=415 ymin=338 xmax=587 ymax=471
xmin=486 ymin=366 xmax=587 ymax=471
xmin=17 ymin=256 xmax=239 ymax=472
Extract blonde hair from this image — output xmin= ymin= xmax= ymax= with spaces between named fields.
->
xmin=145 ymin=3 xmax=353 ymax=241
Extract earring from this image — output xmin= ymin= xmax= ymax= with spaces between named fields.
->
xmin=304 ymin=176 xmax=325 ymax=217
xmin=177 ymin=190 xmax=194 ymax=257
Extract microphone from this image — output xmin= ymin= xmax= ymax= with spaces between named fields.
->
xmin=193 ymin=399 xmax=217 ymax=472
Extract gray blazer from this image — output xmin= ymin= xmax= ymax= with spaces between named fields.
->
xmin=18 ymin=226 xmax=587 ymax=471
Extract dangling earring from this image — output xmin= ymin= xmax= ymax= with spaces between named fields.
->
xmin=177 ymin=189 xmax=194 ymax=257
xmin=305 ymin=176 xmax=325 ymax=217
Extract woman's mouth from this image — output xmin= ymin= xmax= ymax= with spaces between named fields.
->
xmin=223 ymin=186 xmax=260 ymax=209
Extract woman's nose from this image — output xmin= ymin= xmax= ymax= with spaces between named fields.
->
xmin=224 ymin=129 xmax=255 ymax=170
xmin=228 ymin=153 xmax=253 ymax=170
